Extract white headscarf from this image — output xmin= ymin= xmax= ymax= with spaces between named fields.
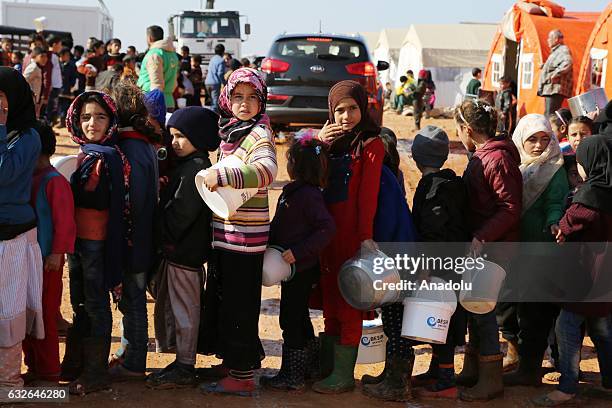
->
xmin=512 ymin=114 xmax=564 ymax=213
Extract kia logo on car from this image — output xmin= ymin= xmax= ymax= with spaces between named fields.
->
xmin=310 ymin=65 xmax=325 ymax=73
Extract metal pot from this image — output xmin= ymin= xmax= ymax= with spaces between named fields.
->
xmin=567 ymin=88 xmax=608 ymax=117
xmin=338 ymin=248 xmax=403 ymax=311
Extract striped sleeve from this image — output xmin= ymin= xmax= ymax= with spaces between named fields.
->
xmin=218 ymin=129 xmax=277 ymax=190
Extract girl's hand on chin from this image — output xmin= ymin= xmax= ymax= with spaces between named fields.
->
xmin=318 ymin=120 xmax=344 ymax=144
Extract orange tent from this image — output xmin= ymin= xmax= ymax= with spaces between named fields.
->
xmin=482 ymin=4 xmax=598 ymax=117
xmin=576 ymin=3 xmax=612 ymax=97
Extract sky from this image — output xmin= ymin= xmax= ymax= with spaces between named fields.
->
xmin=3 ymin=0 xmax=610 ymax=55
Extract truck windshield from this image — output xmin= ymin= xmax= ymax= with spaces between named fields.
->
xmin=180 ymin=16 xmax=240 ymax=38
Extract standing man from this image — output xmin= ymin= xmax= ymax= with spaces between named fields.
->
xmin=538 ymin=29 xmax=573 ymax=116
xmin=205 ymin=44 xmax=225 ymax=113
xmin=46 ymin=36 xmax=63 ymax=124
xmin=137 ymin=25 xmax=179 ymax=110
xmin=466 ymin=68 xmax=482 ymax=100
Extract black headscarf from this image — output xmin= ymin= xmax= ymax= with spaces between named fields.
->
xmin=0 ymin=67 xmax=36 ymax=139
xmin=327 ymin=80 xmax=380 ymax=155
xmin=573 ymin=134 xmax=612 ymax=214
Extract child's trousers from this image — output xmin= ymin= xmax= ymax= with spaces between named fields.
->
xmin=321 ymin=271 xmax=363 ymax=346
xmin=280 ymin=265 xmax=319 ymax=349
xmin=23 ymin=259 xmax=64 ymax=381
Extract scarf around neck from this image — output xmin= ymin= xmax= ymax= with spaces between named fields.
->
xmin=512 ymin=113 xmax=564 ymax=212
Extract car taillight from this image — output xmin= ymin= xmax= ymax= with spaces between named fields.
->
xmin=345 ymin=61 xmax=376 ymax=77
xmin=267 ymin=94 xmax=289 ymax=104
xmin=261 ymin=58 xmax=291 ymax=74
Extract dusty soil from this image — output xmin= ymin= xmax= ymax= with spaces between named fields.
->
xmin=20 ymin=112 xmax=610 ymax=407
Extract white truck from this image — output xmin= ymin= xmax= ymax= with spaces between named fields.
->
xmin=1 ymin=1 xmax=113 ymax=47
xmin=168 ymin=9 xmax=250 ymax=65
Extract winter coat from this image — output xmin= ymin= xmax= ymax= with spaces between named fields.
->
xmin=412 ymin=169 xmax=470 ymax=243
xmin=463 ymin=136 xmax=522 ymax=243
xmin=159 ymin=151 xmax=212 ymax=268
xmin=269 ymin=180 xmax=335 ymax=273
xmin=137 ymin=38 xmax=179 ymax=108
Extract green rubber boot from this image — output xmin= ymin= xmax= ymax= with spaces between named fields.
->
xmin=312 ymin=344 xmax=358 ymax=394
xmin=319 ymin=334 xmax=340 ymax=379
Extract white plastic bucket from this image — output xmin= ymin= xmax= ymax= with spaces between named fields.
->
xmin=357 ymin=318 xmax=387 ymax=364
xmin=195 ymin=155 xmax=258 ymax=219
xmin=262 ymin=245 xmax=295 ymax=287
xmin=401 ymin=277 xmax=457 ymax=344
xmin=50 ymin=155 xmax=78 ymax=181
xmin=459 ymin=260 xmax=506 ymax=315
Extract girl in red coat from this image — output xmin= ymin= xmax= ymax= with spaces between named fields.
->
xmin=314 ymin=80 xmax=385 ymax=394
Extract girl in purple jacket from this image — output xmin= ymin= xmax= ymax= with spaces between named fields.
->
xmin=260 ymin=137 xmax=336 ymax=392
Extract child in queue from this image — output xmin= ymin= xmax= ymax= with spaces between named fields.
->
xmin=502 ymin=114 xmax=568 ymax=387
xmin=147 ymin=107 xmax=220 ymax=389
xmin=199 ymin=68 xmax=277 ymax=397
xmin=533 ymin=134 xmax=612 ymax=406
xmin=260 ymin=137 xmax=335 ymax=392
xmin=549 ymin=108 xmax=572 ymax=153
xmin=454 ymin=99 xmax=522 ymax=402
xmin=567 ymin=116 xmax=593 ymax=154
xmin=315 ymin=80 xmax=385 ymax=394
xmin=409 ymin=125 xmax=469 ymax=400
xmin=61 ymin=91 xmax=130 ymax=395
xmin=22 ymin=122 xmax=76 ymax=385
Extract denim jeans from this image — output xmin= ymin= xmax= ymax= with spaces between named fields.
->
xmin=45 ymin=87 xmax=61 ymax=121
xmin=68 ymin=239 xmax=112 ymax=339
xmin=118 ymin=272 xmax=148 ymax=373
xmin=467 ymin=310 xmax=501 ymax=356
xmin=205 ymin=84 xmax=221 ymax=113
xmin=556 ymin=310 xmax=612 ymax=394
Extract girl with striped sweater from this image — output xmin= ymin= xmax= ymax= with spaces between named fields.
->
xmin=200 ymin=68 xmax=277 ymax=396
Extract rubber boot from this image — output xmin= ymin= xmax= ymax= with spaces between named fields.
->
xmin=260 ymin=346 xmax=306 ymax=392
xmin=460 ymin=353 xmax=504 ymax=402
xmin=69 ymin=337 xmax=111 ymax=396
xmin=60 ymin=326 xmax=84 ymax=382
xmin=304 ymin=337 xmax=320 ymax=381
xmin=361 ymin=343 xmax=390 ymax=385
xmin=312 ymin=344 xmax=357 ymax=394
xmin=503 ymin=353 xmax=544 ymax=387
xmin=416 ymin=366 xmax=458 ymax=400
xmin=412 ymin=353 xmax=438 ymax=387
xmin=318 ymin=333 xmax=339 ymax=379
xmin=456 ymin=346 xmax=478 ymax=387
xmin=362 ymin=354 xmax=415 ymax=402
xmin=503 ymin=339 xmax=519 ymax=372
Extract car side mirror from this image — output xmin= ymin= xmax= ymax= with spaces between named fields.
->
xmin=245 ymin=24 xmax=251 ymax=35
xmin=377 ymin=61 xmax=389 ymax=71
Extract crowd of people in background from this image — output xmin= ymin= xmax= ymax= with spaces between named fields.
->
xmin=0 ymin=22 xmax=610 ymax=408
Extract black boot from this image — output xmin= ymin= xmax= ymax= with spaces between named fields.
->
xmin=68 ymin=337 xmax=111 ymax=395
xmin=362 ymin=354 xmax=415 ymax=402
xmin=304 ymin=337 xmax=320 ymax=381
xmin=60 ymin=326 xmax=83 ymax=382
xmin=503 ymin=352 xmax=544 ymax=387
xmin=260 ymin=346 xmax=306 ymax=392
xmin=456 ymin=346 xmax=479 ymax=387
xmin=361 ymin=343 xmax=390 ymax=385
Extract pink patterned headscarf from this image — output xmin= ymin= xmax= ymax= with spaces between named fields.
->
xmin=218 ymin=67 xmax=268 ymax=118
xmin=217 ymin=67 xmax=271 ymax=144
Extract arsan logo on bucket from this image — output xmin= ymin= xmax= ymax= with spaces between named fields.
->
xmin=426 ymin=316 xmax=449 ymax=331
xmin=361 ymin=334 xmax=385 ymax=347
xmin=361 ymin=336 xmax=371 ymax=346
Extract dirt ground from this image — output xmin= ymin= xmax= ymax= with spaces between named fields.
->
xmin=21 ymin=112 xmax=610 ymax=407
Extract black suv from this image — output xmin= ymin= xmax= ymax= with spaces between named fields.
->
xmin=262 ymin=33 xmax=388 ymax=128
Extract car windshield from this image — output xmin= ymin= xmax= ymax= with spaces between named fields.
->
xmin=180 ymin=16 xmax=240 ymax=38
xmin=274 ymin=38 xmax=365 ymax=60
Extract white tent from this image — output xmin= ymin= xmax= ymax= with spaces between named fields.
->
xmin=373 ymin=28 xmax=409 ymax=86
xmin=396 ymin=23 xmax=497 ymax=107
